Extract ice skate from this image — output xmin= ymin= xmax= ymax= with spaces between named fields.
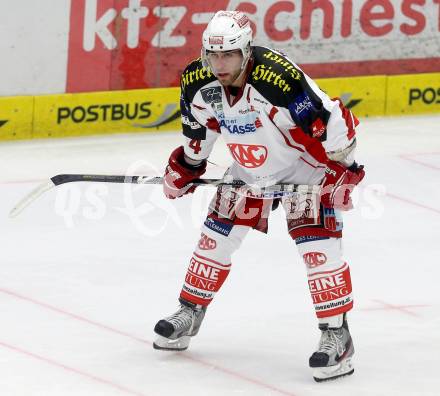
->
xmin=153 ymin=298 xmax=207 ymax=351
xmin=309 ymin=314 xmax=354 ymax=382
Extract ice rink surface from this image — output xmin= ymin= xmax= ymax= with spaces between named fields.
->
xmin=1 ymin=114 xmax=439 ymax=396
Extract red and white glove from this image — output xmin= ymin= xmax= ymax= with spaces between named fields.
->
xmin=163 ymin=146 xmax=207 ymax=199
xmin=320 ymin=161 xmax=365 ymax=210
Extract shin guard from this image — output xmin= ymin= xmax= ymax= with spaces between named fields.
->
xmin=297 ymin=238 xmax=353 ymax=318
xmin=180 ymin=220 xmax=249 ymax=306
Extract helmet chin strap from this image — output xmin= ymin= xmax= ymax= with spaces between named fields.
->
xmin=240 ymin=45 xmax=251 ymax=70
xmin=230 ymin=49 xmax=252 ymax=86
xmin=229 ymin=61 xmax=249 ymax=87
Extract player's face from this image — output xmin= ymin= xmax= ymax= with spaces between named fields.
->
xmin=207 ymin=50 xmax=243 ymax=86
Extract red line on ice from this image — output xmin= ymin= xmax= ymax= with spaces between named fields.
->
xmin=364 ymin=185 xmax=440 ymax=215
xmin=0 ymin=341 xmax=148 ymax=396
xmin=361 ymin=300 xmax=430 ymax=317
xmin=398 ymin=152 xmax=440 ymax=171
xmin=385 ymin=192 xmax=440 ymax=215
xmin=0 ymin=287 xmax=299 ymax=396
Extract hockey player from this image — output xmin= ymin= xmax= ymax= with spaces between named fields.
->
xmin=153 ymin=10 xmax=365 ymax=382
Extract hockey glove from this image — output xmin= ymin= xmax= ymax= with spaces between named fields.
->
xmin=163 ymin=146 xmax=207 ymax=199
xmin=320 ymin=161 xmax=365 ymax=210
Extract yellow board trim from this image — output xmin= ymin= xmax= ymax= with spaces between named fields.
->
xmin=0 ymin=73 xmax=439 ymax=141
xmin=317 ymin=75 xmax=387 ymax=118
xmin=386 ymin=73 xmax=440 ymax=115
xmin=33 ymin=87 xmax=181 ymax=139
xmin=0 ymin=96 xmax=34 ymax=140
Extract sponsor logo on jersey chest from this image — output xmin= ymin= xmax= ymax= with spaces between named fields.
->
xmin=227 ymin=143 xmax=268 ymax=168
xmin=219 ymin=119 xmax=256 ymax=134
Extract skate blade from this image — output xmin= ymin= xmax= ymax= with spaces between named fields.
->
xmin=313 ymin=358 xmax=354 ymax=382
xmin=153 ymin=335 xmax=190 ymax=351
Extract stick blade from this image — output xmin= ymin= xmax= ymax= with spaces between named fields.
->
xmin=9 ymin=180 xmax=55 ymax=218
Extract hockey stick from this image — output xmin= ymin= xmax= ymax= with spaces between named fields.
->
xmin=9 ymin=173 xmax=313 ymax=218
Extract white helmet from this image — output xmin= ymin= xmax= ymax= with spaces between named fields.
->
xmin=202 ymin=11 xmax=253 ymax=72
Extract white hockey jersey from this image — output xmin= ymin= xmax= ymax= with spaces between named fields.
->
xmin=180 ymin=46 xmax=358 ymax=187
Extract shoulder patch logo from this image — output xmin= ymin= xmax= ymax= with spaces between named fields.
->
xmin=293 ymin=94 xmax=313 ymax=115
xmin=200 ymin=87 xmax=222 ymax=104
xmin=311 ymin=118 xmax=326 ymax=138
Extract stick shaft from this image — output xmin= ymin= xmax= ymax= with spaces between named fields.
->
xmin=10 ymin=173 xmax=314 ymax=219
xmin=50 ymin=174 xmax=236 ymax=187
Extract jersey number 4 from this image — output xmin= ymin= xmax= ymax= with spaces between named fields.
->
xmin=189 ymin=139 xmax=202 ymax=155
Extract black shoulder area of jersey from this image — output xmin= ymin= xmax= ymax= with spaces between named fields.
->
xmin=180 ymin=58 xmax=217 ymax=102
xmin=248 ymin=46 xmax=304 ymax=106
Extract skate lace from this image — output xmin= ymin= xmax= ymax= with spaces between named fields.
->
xmin=167 ymin=306 xmax=194 ymax=331
xmin=318 ymin=329 xmax=344 ymax=355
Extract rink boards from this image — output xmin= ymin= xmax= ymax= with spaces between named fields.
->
xmin=0 ymin=72 xmax=439 ymax=141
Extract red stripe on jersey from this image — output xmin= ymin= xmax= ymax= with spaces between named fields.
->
xmin=269 ymin=106 xmax=278 ymax=121
xmin=347 ymin=130 xmax=355 ymax=140
xmin=335 ymin=98 xmax=358 ymax=140
xmin=300 ymin=156 xmax=326 ymax=169
xmin=353 ymin=113 xmax=359 ymax=127
xmin=267 ymin=112 xmax=304 ymax=152
xmin=276 ymin=128 xmax=305 ymax=152
xmin=289 ymin=127 xmax=328 ymax=164
xmin=193 ymin=104 xmax=206 ymax=110
xmin=206 ymin=117 xmax=220 ymax=132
